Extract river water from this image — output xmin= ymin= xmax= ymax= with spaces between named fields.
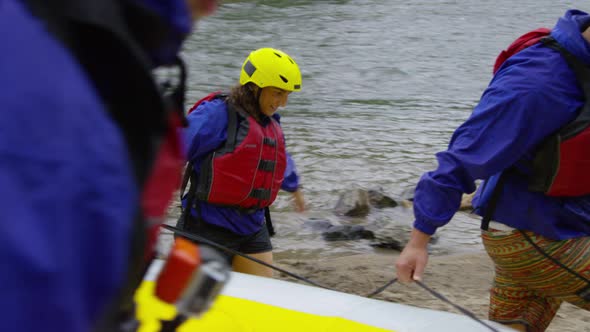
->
xmin=163 ymin=0 xmax=590 ymax=260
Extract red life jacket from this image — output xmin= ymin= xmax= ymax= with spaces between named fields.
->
xmin=494 ymin=29 xmax=590 ymax=196
xmin=186 ymin=92 xmax=287 ymax=209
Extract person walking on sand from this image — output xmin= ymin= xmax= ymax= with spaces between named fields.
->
xmin=396 ymin=9 xmax=590 ymax=332
xmin=177 ymin=47 xmax=306 ymax=277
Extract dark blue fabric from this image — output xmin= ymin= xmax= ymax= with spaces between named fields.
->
xmin=134 ymin=0 xmax=192 ymax=66
xmin=413 ymin=9 xmax=590 ymax=239
xmin=137 ymin=0 xmax=192 ymax=35
xmin=0 ymin=1 xmax=137 ymax=330
xmin=183 ymin=98 xmax=301 ymax=235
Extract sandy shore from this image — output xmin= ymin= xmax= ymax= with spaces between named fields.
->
xmin=274 ymin=250 xmax=590 ymax=332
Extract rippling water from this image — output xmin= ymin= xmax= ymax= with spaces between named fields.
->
xmin=163 ymin=0 xmax=589 ymax=259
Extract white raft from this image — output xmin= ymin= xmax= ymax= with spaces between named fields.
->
xmin=135 ymin=260 xmax=514 ymax=332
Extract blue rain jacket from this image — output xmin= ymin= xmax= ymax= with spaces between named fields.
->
xmin=0 ymin=1 xmax=137 ymax=331
xmin=0 ymin=0 xmax=193 ymax=331
xmin=183 ymin=98 xmax=301 ymax=235
xmin=413 ymin=9 xmax=590 ymax=240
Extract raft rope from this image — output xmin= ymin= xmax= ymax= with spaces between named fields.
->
xmin=162 ymin=224 xmax=500 ymax=332
xmin=414 ymin=280 xmax=499 ymax=332
xmin=162 ymin=224 xmax=331 ymax=289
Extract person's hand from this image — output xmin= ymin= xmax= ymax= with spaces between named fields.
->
xmin=292 ymin=189 xmax=305 ymax=213
xmin=395 ymin=228 xmax=431 ymax=282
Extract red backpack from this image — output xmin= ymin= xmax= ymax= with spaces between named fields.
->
xmin=493 ymin=28 xmax=551 ymax=74
xmin=492 ymin=28 xmax=590 ymax=197
xmin=187 ymin=91 xmax=223 ymax=114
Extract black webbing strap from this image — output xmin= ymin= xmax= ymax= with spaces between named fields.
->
xmin=541 ymin=37 xmax=590 ymax=140
xmin=258 ymin=160 xmax=276 ymax=172
xmin=480 ymin=172 xmax=508 ymax=231
xmin=263 ymin=137 xmax=277 ymax=147
xmin=224 ymin=103 xmax=239 ymax=151
xmin=178 ymin=167 xmax=198 ymax=231
xmin=264 ymin=207 xmax=276 ymax=237
xmin=250 ymin=188 xmax=271 ymax=200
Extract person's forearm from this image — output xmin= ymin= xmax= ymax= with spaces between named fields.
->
xmin=292 ymin=189 xmax=305 ymax=212
xmin=407 ymin=228 xmax=431 ymax=248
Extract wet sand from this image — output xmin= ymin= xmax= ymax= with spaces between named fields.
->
xmin=274 ymin=250 xmax=590 ymax=332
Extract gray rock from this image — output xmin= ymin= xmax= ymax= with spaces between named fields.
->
xmin=399 ymin=185 xmax=476 ymax=211
xmin=367 ymin=189 xmax=398 ymax=208
xmin=399 ymin=186 xmax=416 ymax=201
xmin=333 ymin=189 xmax=371 ymax=217
xmin=370 ymin=238 xmax=403 ymax=250
xmin=333 ymin=188 xmax=401 ymax=217
xmin=371 ymin=226 xmax=439 ymax=251
xmin=459 ymin=192 xmax=475 ymax=211
xmin=322 ymin=225 xmax=375 ymax=241
xmin=398 ymin=192 xmax=475 ymax=211
xmin=302 ymin=218 xmax=333 ymax=231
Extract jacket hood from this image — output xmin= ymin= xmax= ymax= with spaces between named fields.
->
xmin=551 ymin=9 xmax=590 ymax=65
xmin=135 ymin=0 xmax=192 ymax=36
xmin=131 ymin=0 xmax=193 ymax=66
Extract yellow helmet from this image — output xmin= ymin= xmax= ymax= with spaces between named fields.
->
xmin=239 ymin=48 xmax=302 ymax=92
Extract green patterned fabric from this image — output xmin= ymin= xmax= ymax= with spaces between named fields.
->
xmin=482 ymin=229 xmax=590 ymax=331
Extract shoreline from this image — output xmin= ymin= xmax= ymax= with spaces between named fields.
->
xmin=275 ymin=250 xmax=590 ymax=332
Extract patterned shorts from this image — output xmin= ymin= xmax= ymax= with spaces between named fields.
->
xmin=482 ymin=229 xmax=590 ymax=331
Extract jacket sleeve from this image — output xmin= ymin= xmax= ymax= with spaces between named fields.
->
xmin=183 ymin=99 xmax=228 ymax=162
xmin=413 ymin=48 xmax=583 ymax=235
xmin=271 ymin=113 xmax=301 ymax=192
xmin=281 ymin=152 xmax=300 ymax=192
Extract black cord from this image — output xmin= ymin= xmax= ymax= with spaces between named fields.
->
xmin=519 ymin=230 xmax=590 ymax=284
xmin=162 ymin=224 xmax=333 ymax=289
xmin=366 ymin=276 xmax=499 ymax=331
xmin=164 ymin=224 xmax=396 ymax=297
xmin=162 ymin=224 xmax=498 ymax=331
xmin=415 ymin=280 xmax=500 ymax=332
xmin=366 ymin=278 xmax=397 ymax=298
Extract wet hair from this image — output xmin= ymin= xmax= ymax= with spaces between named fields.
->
xmin=227 ymin=83 xmax=263 ymax=121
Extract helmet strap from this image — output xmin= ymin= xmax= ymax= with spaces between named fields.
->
xmin=255 ymin=86 xmax=263 ymax=108
xmin=247 ymin=84 xmax=264 ymax=121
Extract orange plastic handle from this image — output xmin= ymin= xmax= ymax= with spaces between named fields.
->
xmin=154 ymin=238 xmax=201 ymax=304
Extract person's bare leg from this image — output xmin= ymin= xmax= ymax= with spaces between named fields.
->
xmin=232 ymin=251 xmax=273 ymax=277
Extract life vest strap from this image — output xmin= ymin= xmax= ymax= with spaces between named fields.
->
xmin=263 ymin=137 xmax=277 ymax=147
xmin=480 ymin=172 xmax=508 ymax=231
xmin=250 ymin=188 xmax=271 ymax=200
xmin=541 ymin=37 xmax=590 ymax=140
xmin=258 ymin=160 xmax=276 ymax=172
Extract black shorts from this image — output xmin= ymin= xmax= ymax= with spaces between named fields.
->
xmin=176 ymin=215 xmax=273 ymax=262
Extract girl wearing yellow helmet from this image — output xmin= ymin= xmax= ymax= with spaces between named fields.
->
xmin=178 ymin=48 xmax=304 ymax=277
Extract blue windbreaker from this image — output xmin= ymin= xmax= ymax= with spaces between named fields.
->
xmin=183 ymin=98 xmax=301 ymax=235
xmin=413 ymin=9 xmax=590 ymax=240
xmin=0 ymin=1 xmax=137 ymax=331
xmin=0 ymin=0 xmax=193 ymax=331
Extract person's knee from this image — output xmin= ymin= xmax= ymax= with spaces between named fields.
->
xmin=501 ymin=322 xmax=527 ymax=332
xmin=232 ymin=252 xmax=273 ymax=277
